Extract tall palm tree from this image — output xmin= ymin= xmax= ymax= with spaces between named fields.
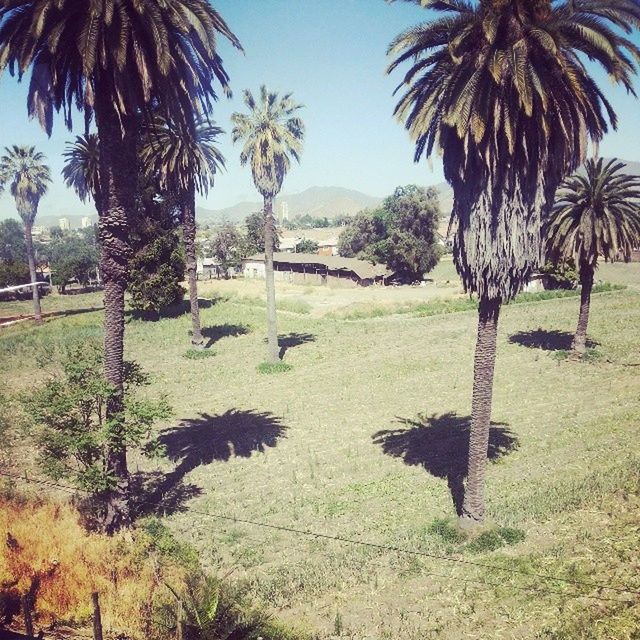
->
xmin=0 ymin=146 xmax=51 ymax=325
xmin=231 ymin=86 xmax=305 ymax=363
xmin=0 ymin=0 xmax=241 ymax=531
xmin=140 ymin=115 xmax=225 ymax=347
xmin=388 ymin=0 xmax=640 ymax=527
xmin=62 ymin=134 xmax=102 ymax=210
xmin=546 ymin=158 xmax=640 ymax=353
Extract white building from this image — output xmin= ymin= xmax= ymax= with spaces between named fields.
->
xmin=81 ymin=216 xmax=92 ymax=228
xmin=279 ymin=201 xmax=289 ymax=224
xmin=59 ymin=217 xmax=70 ymax=231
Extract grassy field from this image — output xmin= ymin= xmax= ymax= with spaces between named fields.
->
xmin=1 ymin=263 xmax=639 ymax=638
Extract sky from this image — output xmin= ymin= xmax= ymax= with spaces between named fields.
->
xmin=1 ymin=0 xmax=639 ymax=222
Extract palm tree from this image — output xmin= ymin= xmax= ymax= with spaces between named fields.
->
xmin=62 ymin=135 xmax=102 ymax=210
xmin=388 ymin=0 xmax=640 ymax=527
xmin=140 ymin=115 xmax=225 ymax=347
xmin=0 ymin=0 xmax=241 ymax=531
xmin=0 ymin=146 xmax=51 ymax=324
xmin=546 ymin=158 xmax=640 ymax=353
xmin=231 ymin=86 xmax=305 ymax=363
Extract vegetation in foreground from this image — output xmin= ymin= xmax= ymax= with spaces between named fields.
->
xmin=1 ymin=268 xmax=638 ymax=638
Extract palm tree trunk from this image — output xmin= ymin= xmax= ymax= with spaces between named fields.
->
xmin=95 ymin=104 xmax=137 ymax=533
xmin=182 ymin=187 xmax=203 ymax=347
xmin=23 ymin=222 xmax=42 ymax=325
xmin=460 ymin=297 xmax=501 ymax=528
xmin=572 ymin=264 xmax=594 ymax=354
xmin=263 ymin=195 xmax=279 ymax=363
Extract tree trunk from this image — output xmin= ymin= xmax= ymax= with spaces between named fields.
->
xmin=263 ymin=195 xmax=280 ymax=362
xmin=572 ymin=264 xmax=593 ymax=354
xmin=460 ymin=297 xmax=501 ymax=528
xmin=24 ymin=222 xmax=42 ymax=324
xmin=182 ymin=187 xmax=203 ymax=347
xmin=95 ymin=104 xmax=137 ymax=533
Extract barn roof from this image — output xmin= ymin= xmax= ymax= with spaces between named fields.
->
xmin=244 ymin=252 xmax=391 ymax=280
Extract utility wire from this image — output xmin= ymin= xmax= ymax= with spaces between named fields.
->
xmin=2 ymin=470 xmax=639 ymax=602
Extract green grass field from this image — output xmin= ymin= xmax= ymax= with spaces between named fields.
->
xmin=2 ymin=263 xmax=639 ymax=639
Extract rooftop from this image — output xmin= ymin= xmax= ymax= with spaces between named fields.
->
xmin=244 ymin=252 xmax=391 ymax=280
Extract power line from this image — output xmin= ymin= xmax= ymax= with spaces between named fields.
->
xmin=2 ymin=470 xmax=639 ymax=602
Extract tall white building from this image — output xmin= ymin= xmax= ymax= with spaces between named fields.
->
xmin=81 ymin=216 xmax=92 ymax=228
xmin=280 ymin=201 xmax=289 ymax=224
xmin=59 ymin=217 xmax=70 ymax=231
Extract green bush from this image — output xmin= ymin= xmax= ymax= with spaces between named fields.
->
xmin=257 ymin=362 xmax=293 ymax=374
xmin=184 ymin=349 xmax=216 ymax=360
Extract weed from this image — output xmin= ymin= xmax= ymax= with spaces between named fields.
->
xmin=183 ymin=348 xmax=216 ymax=360
xmin=257 ymin=361 xmax=293 ymax=374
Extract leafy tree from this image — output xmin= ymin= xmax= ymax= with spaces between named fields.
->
xmin=295 ymin=239 xmax=320 ymax=254
xmin=0 ymin=0 xmax=241 ymax=530
xmin=22 ymin=339 xmax=170 ymax=527
xmin=546 ymin=158 xmax=640 ymax=353
xmin=388 ymin=0 xmax=640 ymax=526
xmin=210 ymin=222 xmax=245 ymax=276
xmin=244 ymin=211 xmax=281 ymax=255
xmin=232 ymin=86 xmax=305 ymax=363
xmin=140 ymin=115 xmax=225 ymax=347
xmin=539 ymin=258 xmax=578 ymax=290
xmin=49 ymin=234 xmax=99 ymax=293
xmin=338 ymin=186 xmax=442 ymax=282
xmin=0 ymin=146 xmax=51 ymax=323
xmin=0 ymin=219 xmax=26 ymax=263
xmin=128 ymin=184 xmax=186 ymax=318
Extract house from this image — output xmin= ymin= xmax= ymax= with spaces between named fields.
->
xmin=317 ymin=237 xmax=339 ymax=256
xmin=242 ymin=252 xmax=392 ymax=287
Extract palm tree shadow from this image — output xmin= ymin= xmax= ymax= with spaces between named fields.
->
xmin=372 ymin=412 xmax=518 ymax=515
xmin=509 ymin=328 xmax=597 ymax=351
xmin=133 ymin=409 xmax=287 ymax=517
xmin=202 ymin=323 xmax=250 ymax=348
xmin=278 ymin=332 xmax=316 ymax=359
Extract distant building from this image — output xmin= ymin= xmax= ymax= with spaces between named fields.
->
xmin=242 ymin=252 xmax=391 ymax=287
xmin=317 ymin=237 xmax=338 ymax=256
xmin=81 ymin=216 xmax=92 ymax=228
xmin=31 ymin=226 xmax=46 ymax=239
xmin=279 ymin=202 xmax=289 ymax=225
xmin=59 ymin=217 xmax=70 ymax=231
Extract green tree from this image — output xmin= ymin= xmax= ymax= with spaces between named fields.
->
xmin=0 ymin=219 xmax=26 ymax=263
xmin=128 ymin=187 xmax=186 ymax=318
xmin=337 ymin=210 xmax=387 ymax=259
xmin=388 ymin=0 xmax=640 ymax=526
xmin=140 ymin=115 xmax=225 ymax=347
xmin=49 ymin=234 xmax=99 ymax=294
xmin=210 ymin=222 xmax=245 ymax=276
xmin=546 ymin=158 xmax=640 ymax=353
xmin=244 ymin=211 xmax=281 ymax=255
xmin=23 ymin=339 xmax=170 ymax=521
xmin=295 ymin=239 xmax=320 ymax=254
xmin=231 ymin=86 xmax=305 ymax=362
xmin=62 ymin=134 xmax=102 ymax=210
xmin=0 ymin=0 xmax=241 ymax=530
xmin=0 ymin=146 xmax=51 ymax=323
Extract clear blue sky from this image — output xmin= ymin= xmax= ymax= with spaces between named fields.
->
xmin=1 ymin=0 xmax=639 ymax=221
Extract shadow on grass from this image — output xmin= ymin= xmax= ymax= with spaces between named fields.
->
xmin=202 ymin=323 xmax=250 ymax=348
xmin=127 ymin=298 xmax=216 ymax=321
xmin=278 ymin=332 xmax=316 ymax=359
xmin=372 ymin=412 xmax=518 ymax=515
xmin=509 ymin=328 xmax=597 ymax=351
xmin=133 ymin=409 xmax=287 ymax=517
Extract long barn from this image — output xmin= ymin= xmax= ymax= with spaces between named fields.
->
xmin=242 ymin=253 xmax=391 ymax=287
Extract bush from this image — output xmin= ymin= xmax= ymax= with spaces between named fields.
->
xmin=184 ymin=349 xmax=216 ymax=360
xmin=0 ymin=496 xmax=304 ymax=639
xmin=21 ymin=338 xmax=171 ymax=503
xmin=257 ymin=362 xmax=293 ymax=374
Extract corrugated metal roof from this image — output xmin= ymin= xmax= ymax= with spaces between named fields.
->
xmin=243 ymin=252 xmax=391 ymax=280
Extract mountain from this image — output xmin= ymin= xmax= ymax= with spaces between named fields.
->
xmin=197 ymin=186 xmax=384 ymax=224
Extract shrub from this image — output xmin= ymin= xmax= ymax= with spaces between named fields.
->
xmin=21 ymin=338 xmax=171 ymax=502
xmin=0 ymin=496 xmax=304 ymax=639
xmin=183 ymin=349 xmax=216 ymax=360
xmin=257 ymin=362 xmax=293 ymax=374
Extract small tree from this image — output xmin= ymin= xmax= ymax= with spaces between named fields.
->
xmin=23 ymin=339 xmax=171 ymax=527
xmin=210 ymin=222 xmax=245 ymax=276
xmin=128 ymin=188 xmax=186 ymax=318
xmin=295 ymin=238 xmax=319 ymax=254
xmin=244 ymin=211 xmax=281 ymax=255
xmin=49 ymin=234 xmax=99 ymax=293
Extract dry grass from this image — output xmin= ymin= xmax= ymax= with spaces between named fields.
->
xmin=1 ymin=263 xmax=639 ymax=638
